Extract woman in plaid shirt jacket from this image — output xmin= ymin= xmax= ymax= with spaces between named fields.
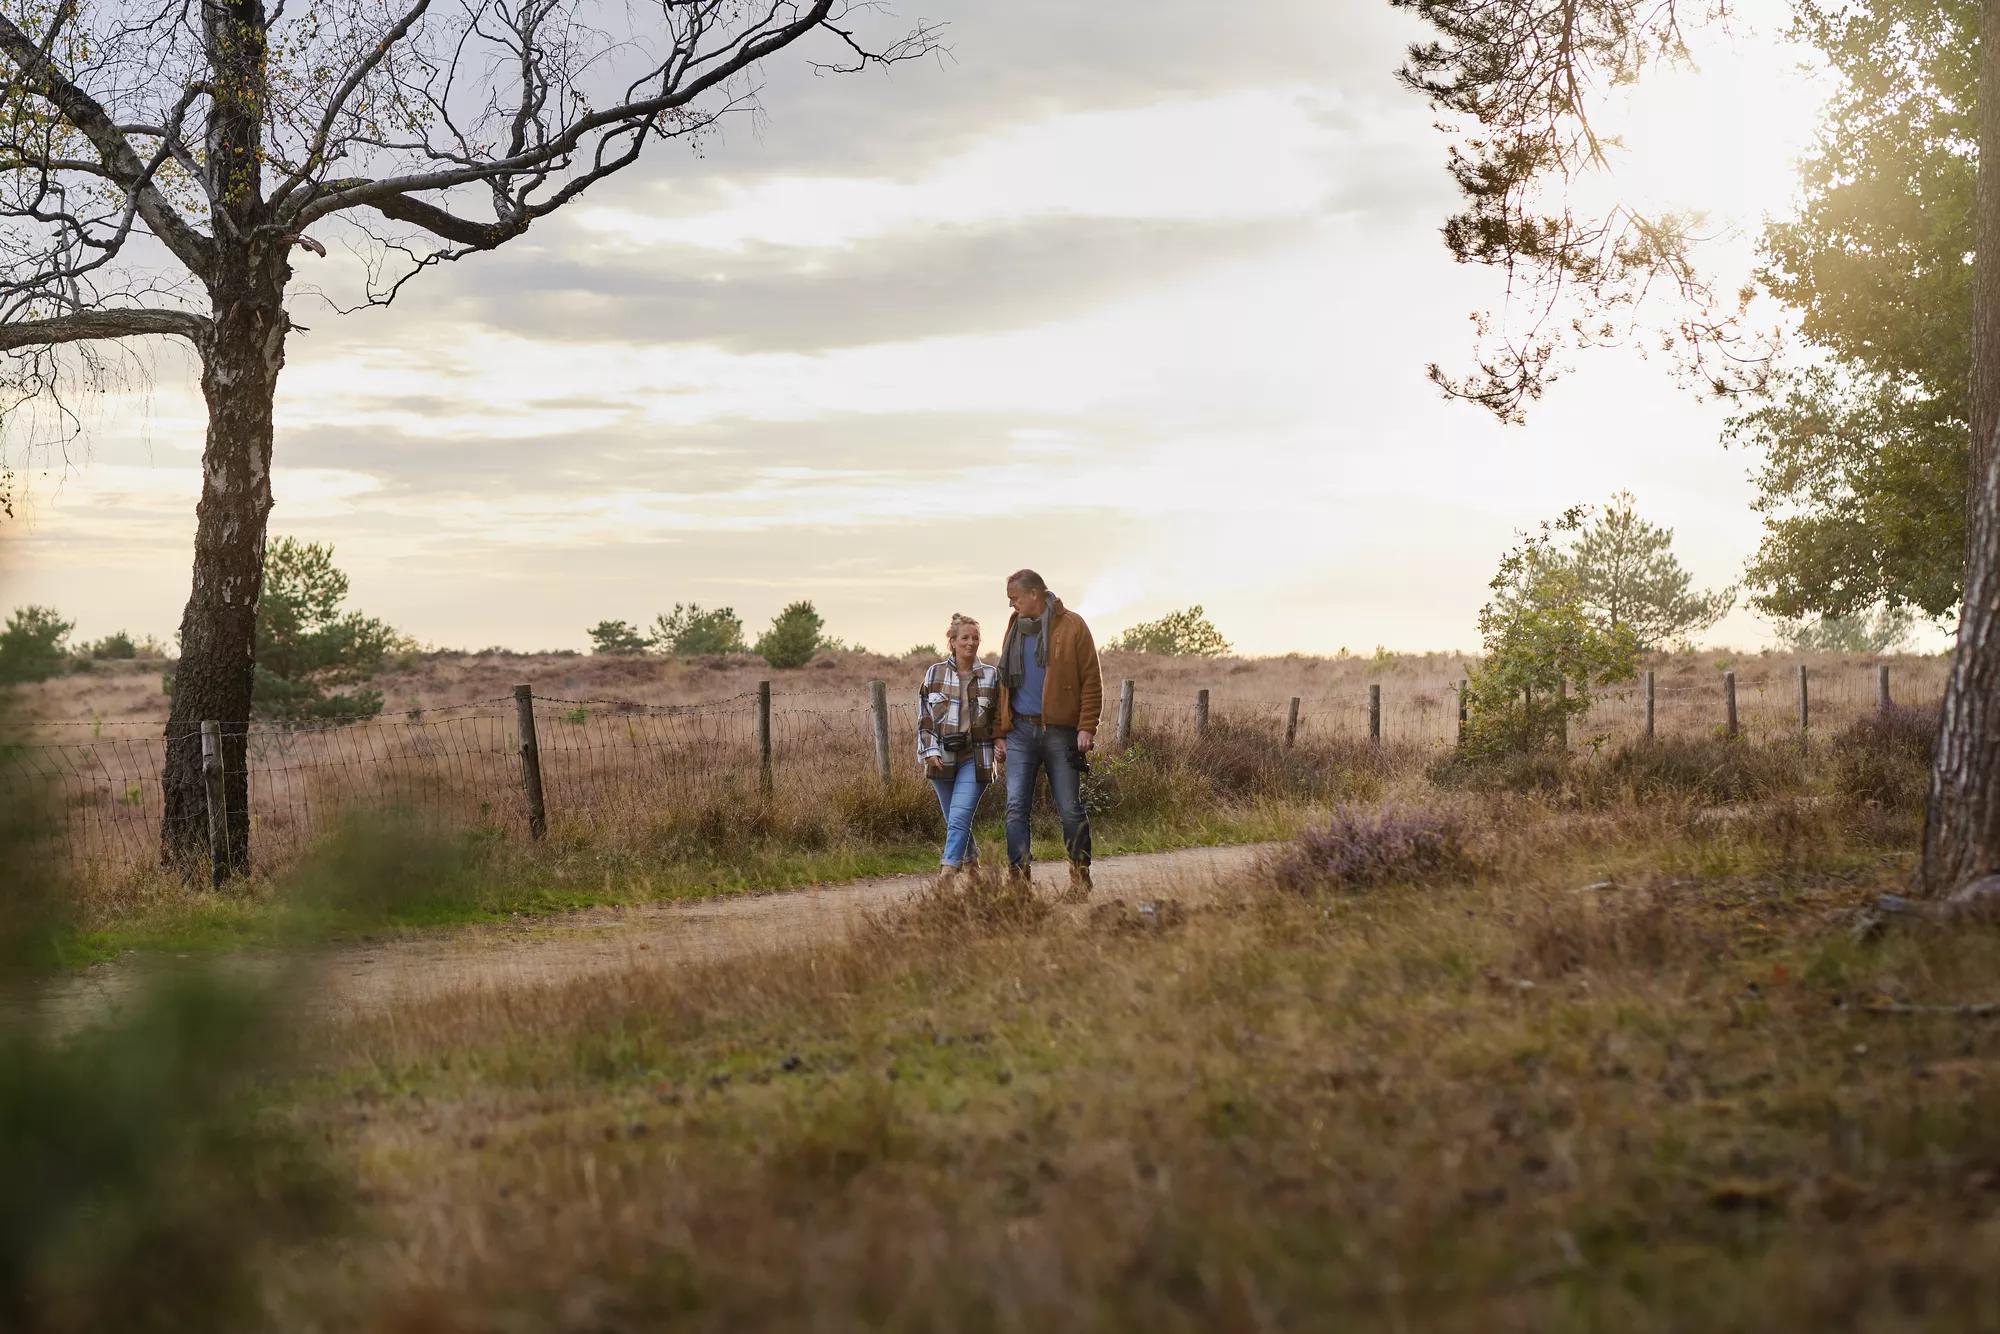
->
xmin=917 ymin=613 xmax=1001 ymax=880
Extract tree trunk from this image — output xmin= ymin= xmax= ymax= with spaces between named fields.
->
xmin=159 ymin=277 xmax=287 ymax=872
xmin=160 ymin=0 xmax=286 ymax=874
xmin=1919 ymin=0 xmax=2000 ymax=896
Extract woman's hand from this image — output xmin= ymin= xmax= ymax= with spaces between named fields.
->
xmin=925 ymin=756 xmax=944 ymax=776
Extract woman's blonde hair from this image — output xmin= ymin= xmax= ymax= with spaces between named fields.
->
xmin=947 ymin=612 xmax=980 ymax=644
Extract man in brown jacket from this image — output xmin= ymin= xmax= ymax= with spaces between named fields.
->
xmin=992 ymin=568 xmax=1102 ymax=897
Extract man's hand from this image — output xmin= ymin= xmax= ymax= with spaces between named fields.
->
xmin=925 ymin=756 xmax=944 ymax=776
xmin=1077 ymin=730 xmax=1095 ymax=754
xmin=993 ymin=739 xmax=1006 ymax=764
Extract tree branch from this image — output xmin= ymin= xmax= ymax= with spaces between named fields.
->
xmin=0 ymin=12 xmax=215 ymax=278
xmin=0 ymin=309 xmax=210 ymax=352
xmin=285 ymin=0 xmax=840 ymax=230
xmin=268 ymin=0 xmax=434 ymax=214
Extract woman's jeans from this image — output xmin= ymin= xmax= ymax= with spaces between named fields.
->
xmin=930 ymin=760 xmax=984 ymax=867
xmin=1004 ymin=718 xmax=1091 ymax=869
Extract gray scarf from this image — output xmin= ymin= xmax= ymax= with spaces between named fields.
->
xmin=1001 ymin=610 xmax=1049 ymax=690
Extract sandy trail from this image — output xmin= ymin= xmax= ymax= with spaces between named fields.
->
xmin=19 ymin=843 xmax=1275 ymax=1033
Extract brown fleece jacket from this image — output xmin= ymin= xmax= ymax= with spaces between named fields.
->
xmin=994 ymin=595 xmax=1103 ymax=735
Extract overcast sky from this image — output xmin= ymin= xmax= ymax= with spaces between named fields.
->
xmin=0 ymin=0 xmax=1845 ymax=656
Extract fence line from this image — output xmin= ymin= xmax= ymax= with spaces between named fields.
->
xmin=1 ymin=663 xmax=1949 ymax=886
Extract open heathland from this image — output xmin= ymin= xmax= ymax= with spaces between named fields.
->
xmin=11 ymin=658 xmax=1999 ymax=1331
xmin=2 ymin=647 xmax=1949 ymax=953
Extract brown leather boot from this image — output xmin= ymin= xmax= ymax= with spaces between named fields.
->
xmin=1059 ymin=861 xmax=1092 ymax=903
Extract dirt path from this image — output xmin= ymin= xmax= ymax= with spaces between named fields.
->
xmin=22 ymin=843 xmax=1276 ymax=1034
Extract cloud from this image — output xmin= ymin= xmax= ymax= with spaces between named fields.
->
xmin=383 ymin=213 xmax=1317 ymax=354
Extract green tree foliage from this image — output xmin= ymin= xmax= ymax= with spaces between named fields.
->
xmin=252 ymin=539 xmax=398 ymax=722
xmin=649 ymin=604 xmax=747 ymax=656
xmin=587 ymin=620 xmax=651 ymax=656
xmin=86 ymin=630 xmax=138 ymax=661
xmin=1568 ymin=492 xmax=1734 ymax=649
xmin=1730 ymin=0 xmax=1973 ymax=620
xmin=1110 ymin=605 xmax=1232 ymax=657
xmin=1392 ymin=0 xmax=1756 ymax=420
xmin=1463 ymin=513 xmax=1640 ymax=758
xmin=0 ymin=606 xmax=74 ymax=685
xmin=756 ymin=601 xmax=825 ymax=670
xmin=1773 ymin=607 xmax=1917 ymax=655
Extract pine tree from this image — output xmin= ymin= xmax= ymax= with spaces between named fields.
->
xmin=1569 ymin=493 xmax=1735 ymax=650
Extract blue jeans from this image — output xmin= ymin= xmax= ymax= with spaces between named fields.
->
xmin=1004 ymin=719 xmax=1091 ymax=869
xmin=930 ymin=760 xmax=984 ymax=867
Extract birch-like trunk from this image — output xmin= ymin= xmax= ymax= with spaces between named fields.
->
xmin=1919 ymin=0 xmax=2000 ymax=896
xmin=159 ymin=272 xmax=287 ymax=871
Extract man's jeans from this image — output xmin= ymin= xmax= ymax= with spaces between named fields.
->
xmin=930 ymin=761 xmax=983 ymax=868
xmin=1004 ymin=718 xmax=1092 ymax=869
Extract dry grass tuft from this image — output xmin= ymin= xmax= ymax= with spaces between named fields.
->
xmin=1830 ymin=702 xmax=1937 ymax=813
xmin=873 ymin=866 xmax=1053 ymax=938
xmin=1601 ymin=734 xmax=1807 ymax=803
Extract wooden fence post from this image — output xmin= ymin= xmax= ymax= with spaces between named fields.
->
xmin=756 ymin=681 xmax=773 ymax=795
xmin=200 ymin=720 xmax=228 ymax=888
xmin=514 ymin=685 xmax=547 ymax=840
xmin=1457 ymin=679 xmax=1468 ymax=742
xmin=1723 ymin=670 xmax=1739 ymax=740
xmin=1644 ymin=669 xmax=1656 ymax=742
xmin=1284 ymin=696 xmax=1301 ymax=749
xmin=1195 ymin=688 xmax=1210 ymax=735
xmin=1877 ymin=663 xmax=1892 ymax=716
xmin=1368 ymin=683 xmax=1382 ymax=746
xmin=869 ymin=680 xmax=892 ymax=784
xmin=1116 ymin=678 xmax=1135 ymax=751
xmin=1797 ymin=664 xmax=1810 ymax=735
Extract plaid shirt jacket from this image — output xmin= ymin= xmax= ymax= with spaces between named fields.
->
xmin=916 ymin=658 xmax=1001 ymax=781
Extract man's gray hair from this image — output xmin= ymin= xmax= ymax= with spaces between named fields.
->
xmin=1006 ymin=568 xmax=1048 ymax=595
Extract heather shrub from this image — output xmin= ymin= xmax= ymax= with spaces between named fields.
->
xmin=1264 ymin=804 xmax=1478 ymax=894
xmin=1830 ymin=703 xmax=1936 ymax=811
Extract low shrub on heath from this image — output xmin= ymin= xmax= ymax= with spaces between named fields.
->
xmin=1263 ymin=802 xmax=1479 ymax=894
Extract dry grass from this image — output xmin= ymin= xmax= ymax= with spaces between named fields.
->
xmin=232 ymin=745 xmax=2000 ymax=1332
xmin=9 ymin=646 xmax=1944 ymax=883
xmin=11 ymin=645 xmax=1950 ymax=736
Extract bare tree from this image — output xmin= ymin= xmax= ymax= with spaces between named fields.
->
xmin=0 ymin=0 xmax=936 ymax=870
xmin=1395 ymin=0 xmax=2000 ymax=899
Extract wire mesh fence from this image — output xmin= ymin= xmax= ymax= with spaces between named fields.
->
xmin=1 ymin=661 xmax=1950 ymax=885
